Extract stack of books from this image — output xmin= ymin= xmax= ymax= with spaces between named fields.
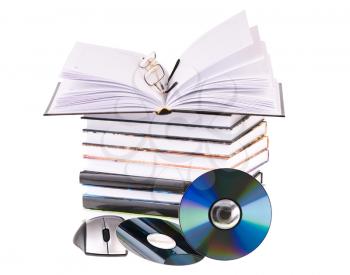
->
xmin=44 ymin=12 xmax=284 ymax=218
xmin=80 ymin=112 xmax=268 ymax=217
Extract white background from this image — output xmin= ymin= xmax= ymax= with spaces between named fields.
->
xmin=1 ymin=0 xmax=349 ymax=274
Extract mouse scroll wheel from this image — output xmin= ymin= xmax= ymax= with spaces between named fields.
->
xmin=102 ymin=228 xmax=110 ymax=242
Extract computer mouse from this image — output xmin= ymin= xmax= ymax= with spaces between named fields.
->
xmin=73 ymin=215 xmax=127 ymax=256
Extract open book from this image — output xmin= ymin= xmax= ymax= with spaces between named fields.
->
xmin=45 ymin=11 xmax=284 ymax=116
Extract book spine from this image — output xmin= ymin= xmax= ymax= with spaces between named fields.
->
xmin=83 ymin=195 xmax=179 ymax=218
xmin=80 ymin=171 xmax=190 ymax=193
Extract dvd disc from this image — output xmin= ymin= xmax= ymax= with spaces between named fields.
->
xmin=179 ymin=168 xmax=272 ymax=260
xmin=116 ymin=217 xmax=204 ymax=265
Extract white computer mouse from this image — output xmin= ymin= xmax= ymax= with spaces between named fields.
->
xmin=73 ymin=215 xmax=127 ymax=256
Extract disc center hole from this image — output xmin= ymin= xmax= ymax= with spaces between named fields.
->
xmin=209 ymin=199 xmax=241 ymax=230
xmin=147 ymin=233 xmax=176 ymax=249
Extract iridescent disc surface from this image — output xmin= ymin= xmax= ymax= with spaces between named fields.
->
xmin=179 ymin=168 xmax=272 ymax=260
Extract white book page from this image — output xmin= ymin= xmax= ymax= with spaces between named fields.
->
xmin=61 ymin=42 xmax=163 ymax=104
xmin=46 ymin=80 xmax=161 ymax=114
xmin=63 ymin=43 xmax=142 ymax=86
xmin=166 ymin=42 xmax=269 ymax=106
xmin=172 ymin=28 xmax=265 ymax=93
xmin=164 ymin=15 xmax=284 ymax=116
xmin=46 ymin=43 xmax=166 ymax=114
xmin=168 ymin=11 xmax=253 ymax=91
xmin=169 ymin=58 xmax=273 ymax=106
xmin=171 ymin=80 xmax=281 ymax=116
xmin=199 ymin=56 xmax=273 ymax=85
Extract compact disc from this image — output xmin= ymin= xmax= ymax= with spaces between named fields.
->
xmin=179 ymin=168 xmax=272 ymax=260
xmin=116 ymin=217 xmax=203 ymax=265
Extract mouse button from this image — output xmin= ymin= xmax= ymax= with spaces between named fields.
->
xmin=103 ymin=216 xmax=124 ymax=234
xmin=102 ymin=228 xmax=110 ymax=242
xmin=103 ymin=216 xmax=127 ymax=255
xmin=73 ymin=222 xmax=86 ymax=252
xmin=85 ymin=217 xmax=108 ymax=255
xmin=107 ymin=233 xmax=128 ymax=255
xmin=103 ymin=216 xmax=124 ymax=226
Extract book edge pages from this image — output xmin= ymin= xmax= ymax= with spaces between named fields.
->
xmin=82 ymin=114 xmax=248 ymax=130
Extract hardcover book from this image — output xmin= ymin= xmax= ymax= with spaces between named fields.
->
xmin=45 ymin=12 xmax=284 ymax=117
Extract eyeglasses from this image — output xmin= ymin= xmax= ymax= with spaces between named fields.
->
xmin=139 ymin=52 xmax=166 ymax=93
